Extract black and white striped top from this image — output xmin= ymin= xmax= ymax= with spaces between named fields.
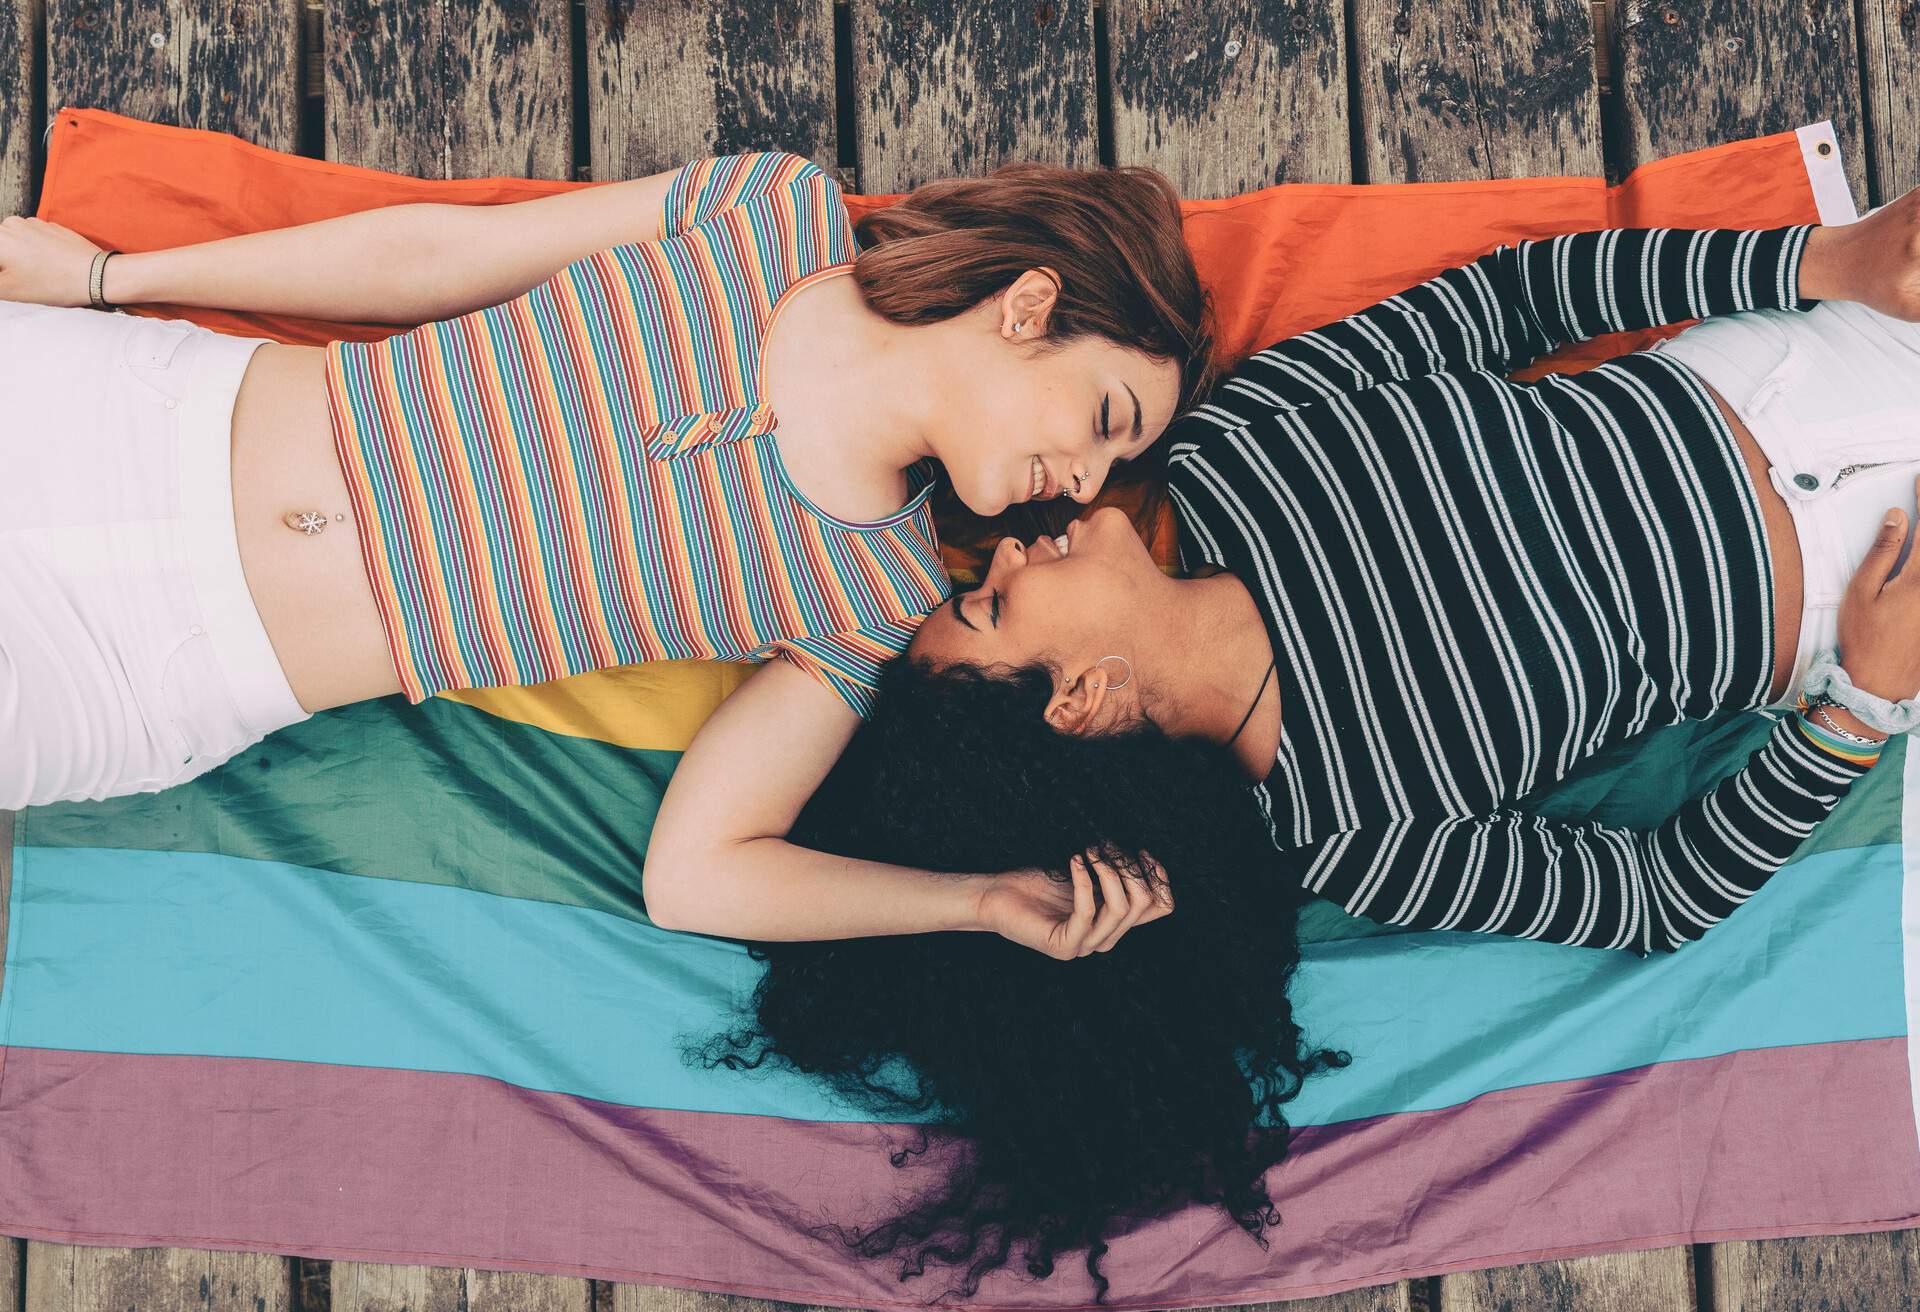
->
xmin=1165 ymin=226 xmax=1874 ymax=953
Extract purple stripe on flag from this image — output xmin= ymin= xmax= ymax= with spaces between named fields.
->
xmin=0 ymin=1040 xmax=1914 ymax=1309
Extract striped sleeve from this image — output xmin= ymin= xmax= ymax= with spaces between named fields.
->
xmin=661 ymin=152 xmax=836 ymax=235
xmin=1197 ymin=226 xmax=1815 ymax=424
xmin=1300 ymin=716 xmax=1875 ymax=954
xmin=772 ymin=617 xmax=924 ymax=719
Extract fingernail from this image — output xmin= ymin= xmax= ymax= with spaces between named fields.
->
xmin=1888 ymin=511 xmax=1903 ymax=527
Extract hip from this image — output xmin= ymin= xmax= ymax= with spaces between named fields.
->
xmin=1657 ymin=300 xmax=1920 ymax=705
xmin=0 ymin=303 xmax=308 ymax=807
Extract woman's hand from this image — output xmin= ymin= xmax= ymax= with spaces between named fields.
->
xmin=1835 ymin=483 xmax=1920 ymax=734
xmin=975 ymin=849 xmax=1172 ymax=961
xmin=1801 ymin=189 xmax=1920 ymax=320
xmin=0 ymin=216 xmax=103 ymax=308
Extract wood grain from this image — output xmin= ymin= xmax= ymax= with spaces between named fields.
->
xmin=0 ymin=0 xmax=39 ymax=217
xmin=1352 ymin=0 xmax=1602 ymax=181
xmin=45 ymin=0 xmax=301 ymax=150
xmin=330 ymin=1262 xmax=462 ymax=1312
xmin=331 ymin=1263 xmax=591 ymax=1311
xmin=1708 ymin=1231 xmax=1920 ymax=1311
xmin=1104 ymin=0 xmax=1349 ymax=195
xmin=325 ymin=0 xmax=572 ymax=178
xmin=464 ymin=1269 xmax=592 ymax=1311
xmin=1861 ymin=0 xmax=1920 ymax=203
xmin=603 ymin=1277 xmax=1417 ymax=1311
xmin=294 ymin=1256 xmax=332 ymax=1311
xmin=1614 ymin=0 xmax=1868 ymax=208
xmin=23 ymin=1244 xmax=293 ymax=1312
xmin=0 ymin=1238 xmax=18 ymax=1312
xmin=586 ymin=0 xmax=837 ymax=182
xmin=1442 ymin=1247 xmax=1693 ymax=1311
xmin=849 ymin=0 xmax=1098 ymax=191
xmin=609 ymin=1287 xmax=851 ymax=1312
xmin=1242 ymin=1279 xmax=1419 ymax=1311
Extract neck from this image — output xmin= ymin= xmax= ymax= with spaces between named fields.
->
xmin=804 ymin=274 xmax=944 ymax=472
xmin=1133 ymin=572 xmax=1276 ymax=748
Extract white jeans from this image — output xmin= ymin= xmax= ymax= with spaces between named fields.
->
xmin=1655 ymin=298 xmax=1920 ymax=707
xmin=0 ymin=303 xmax=308 ymax=810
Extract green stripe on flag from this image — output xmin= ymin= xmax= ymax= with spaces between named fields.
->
xmin=20 ymin=703 xmax=1901 ymax=949
xmin=22 ymin=699 xmax=674 ymax=925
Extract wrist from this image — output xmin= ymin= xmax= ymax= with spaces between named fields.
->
xmin=1797 ymin=225 xmax=1854 ymax=304
xmin=1813 ymin=701 xmax=1889 ymax=744
xmin=960 ymin=872 xmax=1002 ymax=933
xmin=104 ymin=250 xmax=150 ymax=306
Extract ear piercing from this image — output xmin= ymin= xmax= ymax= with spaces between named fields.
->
xmin=1014 ymin=321 xmax=1026 ymax=335
xmin=1096 ymin=654 xmax=1133 ymax=690
xmin=1072 ymin=471 xmax=1085 ymax=494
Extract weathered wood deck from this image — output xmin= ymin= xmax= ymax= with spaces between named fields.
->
xmin=4 ymin=0 xmax=1920 ymax=1307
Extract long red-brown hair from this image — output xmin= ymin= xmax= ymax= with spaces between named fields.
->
xmin=852 ymin=164 xmax=1215 ymax=564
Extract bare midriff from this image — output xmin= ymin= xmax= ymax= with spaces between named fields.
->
xmin=224 ymin=349 xmax=1807 ymax=716
xmin=228 ymin=343 xmax=401 ymax=712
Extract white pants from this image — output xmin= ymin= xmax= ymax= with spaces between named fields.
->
xmin=1655 ymin=297 xmax=1920 ymax=707
xmin=0 ymin=303 xmax=308 ymax=810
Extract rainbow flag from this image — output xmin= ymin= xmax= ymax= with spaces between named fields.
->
xmin=4 ymin=111 xmax=1914 ymax=1308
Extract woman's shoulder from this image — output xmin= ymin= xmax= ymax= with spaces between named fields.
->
xmin=665 ymin=153 xmax=847 ymax=235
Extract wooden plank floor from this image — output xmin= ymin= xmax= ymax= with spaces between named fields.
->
xmin=5 ymin=0 xmax=1920 ymax=1305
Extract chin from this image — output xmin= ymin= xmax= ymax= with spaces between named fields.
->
xmin=951 ymin=478 xmax=1011 ymax=519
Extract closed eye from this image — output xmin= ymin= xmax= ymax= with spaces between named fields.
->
xmin=950 ymin=591 xmax=978 ymax=633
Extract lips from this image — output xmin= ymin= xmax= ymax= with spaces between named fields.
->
xmin=1027 ymin=456 xmax=1057 ymax=502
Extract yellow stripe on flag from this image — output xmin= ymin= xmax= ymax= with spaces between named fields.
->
xmin=442 ymin=659 xmax=755 ymax=752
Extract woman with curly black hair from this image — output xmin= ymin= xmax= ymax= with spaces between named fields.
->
xmin=692 ymin=195 xmax=1920 ymax=1298
xmin=903 ymin=202 xmax=1920 ymax=955
xmin=698 ymin=656 xmax=1345 ymax=1302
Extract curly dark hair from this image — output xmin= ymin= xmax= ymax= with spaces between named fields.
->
xmin=695 ymin=658 xmax=1347 ymax=1302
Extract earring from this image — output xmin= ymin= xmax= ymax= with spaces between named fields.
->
xmin=1014 ymin=321 xmax=1025 ymax=335
xmin=1095 ymin=654 xmax=1132 ymax=690
xmin=1071 ymin=471 xmax=1085 ymax=494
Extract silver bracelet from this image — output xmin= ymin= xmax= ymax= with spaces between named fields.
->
xmin=88 ymin=249 xmax=116 ymax=312
xmin=1801 ymin=651 xmax=1920 ymax=736
xmin=1806 ymin=700 xmax=1884 ymax=747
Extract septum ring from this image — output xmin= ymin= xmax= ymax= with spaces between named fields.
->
xmin=1096 ymin=654 xmax=1132 ymax=690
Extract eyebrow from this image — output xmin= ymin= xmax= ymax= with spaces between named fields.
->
xmin=950 ymin=592 xmax=979 ymax=633
xmin=1124 ymin=382 xmax=1143 ymax=442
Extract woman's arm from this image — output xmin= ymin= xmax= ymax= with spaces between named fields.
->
xmin=1202 ymin=193 xmax=1920 ymax=431
xmin=1207 ymin=225 xmax=1819 ymax=422
xmin=0 ymin=168 xmax=679 ymax=323
xmin=1303 ymin=504 xmax=1920 ymax=954
xmin=644 ymin=658 xmax=1167 ymax=953
xmin=1302 ymin=708 xmax=1872 ymax=954
xmin=1209 ymin=191 xmax=1920 ymax=428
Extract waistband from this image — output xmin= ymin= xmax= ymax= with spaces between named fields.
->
xmin=173 ymin=326 xmax=310 ymax=735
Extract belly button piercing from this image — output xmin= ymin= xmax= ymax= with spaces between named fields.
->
xmin=284 ymin=510 xmax=329 ymax=536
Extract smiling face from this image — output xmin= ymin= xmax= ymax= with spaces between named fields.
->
xmin=910 ymin=507 xmax=1166 ymax=734
xmin=924 ymin=271 xmax=1185 ymax=518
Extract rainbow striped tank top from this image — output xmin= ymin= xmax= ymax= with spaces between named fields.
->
xmin=323 ymin=153 xmax=951 ymax=715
